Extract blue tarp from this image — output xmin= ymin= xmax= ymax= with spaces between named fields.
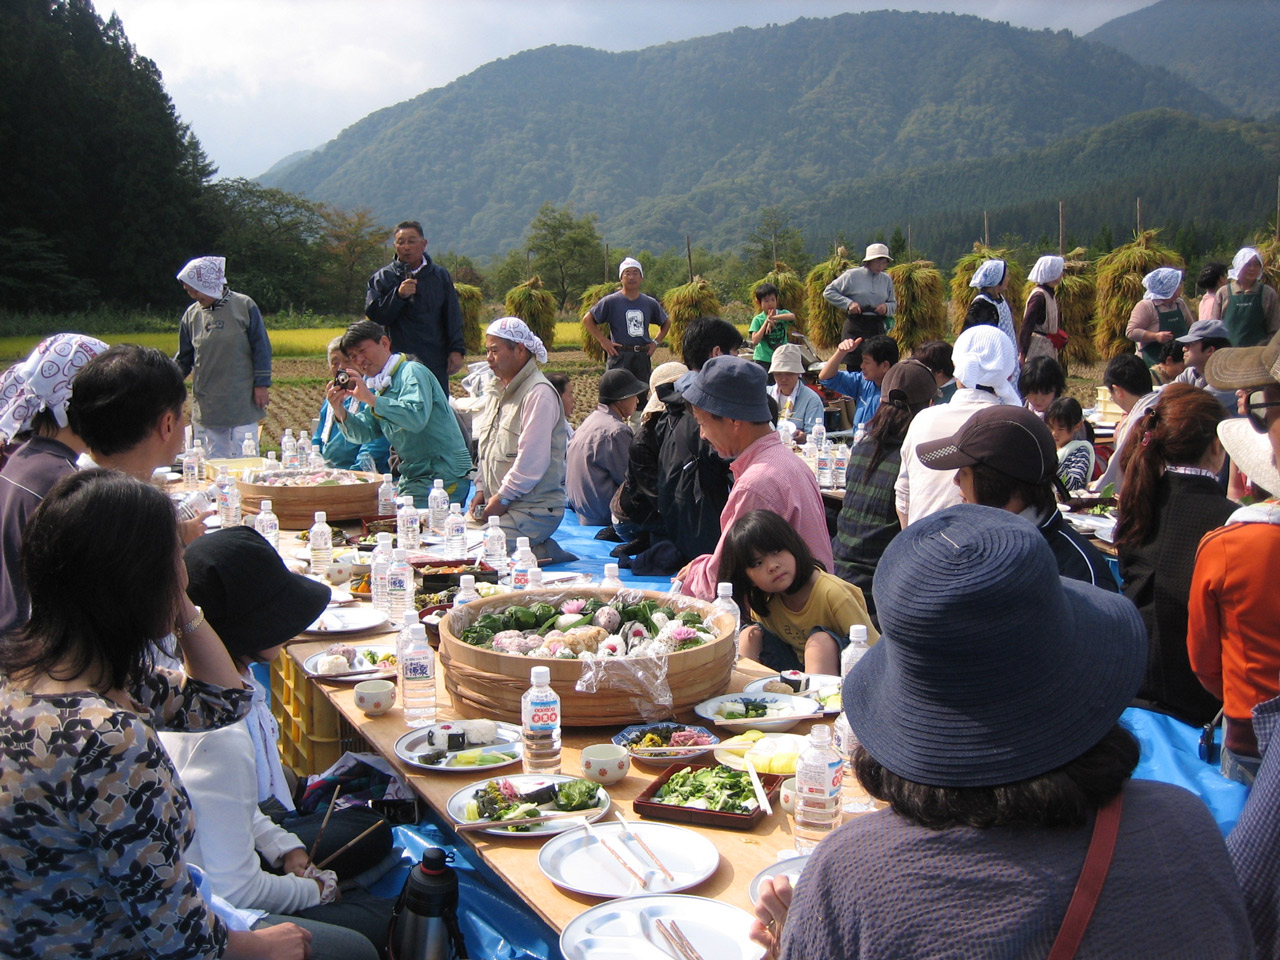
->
xmin=542 ymin=507 xmax=672 ymax=592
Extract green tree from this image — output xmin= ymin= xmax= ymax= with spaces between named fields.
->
xmin=745 ymin=208 xmax=808 ymax=277
xmin=889 ymin=226 xmax=908 ymax=262
xmin=318 ymin=207 xmax=388 ymax=315
xmin=526 ymin=203 xmax=604 ymax=308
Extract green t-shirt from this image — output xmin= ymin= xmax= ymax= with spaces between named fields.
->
xmin=749 ymin=310 xmax=793 ymax=362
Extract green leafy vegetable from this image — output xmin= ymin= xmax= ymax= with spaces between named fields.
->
xmin=656 ymin=765 xmax=758 ymax=814
xmin=553 ymin=779 xmax=601 ymax=811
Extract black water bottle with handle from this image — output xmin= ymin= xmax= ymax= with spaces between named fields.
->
xmin=388 ymin=847 xmax=468 ymax=960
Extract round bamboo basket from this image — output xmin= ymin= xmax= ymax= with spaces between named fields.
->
xmin=438 ymin=588 xmax=736 ymax=726
xmin=237 ymin=472 xmax=380 ymax=528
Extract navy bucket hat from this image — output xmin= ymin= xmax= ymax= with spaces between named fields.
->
xmin=679 ymin=355 xmax=771 ymax=422
xmin=844 ymin=504 xmax=1145 ymax=787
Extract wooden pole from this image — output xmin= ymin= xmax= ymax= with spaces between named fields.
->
xmin=772 ymin=232 xmax=778 ymax=265
xmin=983 ymin=211 xmax=990 ymax=247
xmin=1058 ymin=201 xmax=1065 ymax=256
xmin=1275 ymin=175 xmax=1279 ymax=242
xmin=604 ymin=243 xmax=610 ymax=282
xmin=907 ymin=223 xmax=913 ymax=262
xmin=686 ymin=235 xmax=694 ymax=284
xmin=1136 ymin=197 xmax=1142 ymax=233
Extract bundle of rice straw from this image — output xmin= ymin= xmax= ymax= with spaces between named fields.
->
xmin=661 ymin=276 xmax=722 ymax=358
xmin=503 ymin=276 xmax=557 ymax=349
xmin=1092 ymin=230 xmax=1183 ymax=361
xmin=1248 ymin=233 xmax=1280 ymax=291
xmin=887 ymin=260 xmax=947 ymax=353
xmin=746 ymin=262 xmax=807 ymax=332
xmin=805 ymin=247 xmax=854 ymax=350
xmin=949 ymin=244 xmax=1027 ymax=335
xmin=577 ymin=281 xmax=619 ymax=362
xmin=455 ymin=283 xmax=485 ymax=355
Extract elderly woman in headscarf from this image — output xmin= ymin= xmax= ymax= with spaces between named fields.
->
xmin=0 ymin=333 xmax=107 ymax=636
xmin=962 ymin=258 xmax=1017 ymax=349
xmin=1126 ymin=266 xmax=1194 ymax=367
xmin=1018 ymin=255 xmax=1067 ymax=362
xmin=1210 ymin=246 xmax=1280 ymax=346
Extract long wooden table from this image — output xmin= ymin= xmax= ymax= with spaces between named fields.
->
xmin=284 ymin=633 xmax=827 ymax=934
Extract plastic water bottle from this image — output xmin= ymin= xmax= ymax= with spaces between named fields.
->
xmin=192 ymin=439 xmax=206 ymax=480
xmin=378 ymin=474 xmax=397 ymax=516
xmin=443 ymin=503 xmax=466 ymax=559
xmin=256 ymin=499 xmax=279 ymax=550
xmin=841 ymin=624 xmax=871 ymax=676
xmin=712 ymin=582 xmax=741 ymax=663
xmin=527 ymin=566 xmax=544 ymax=590
xmin=215 ymin=466 xmax=234 ymax=526
xmin=241 ymin=431 xmax=257 ymax=457
xmin=794 ymin=724 xmax=842 ymax=853
xmin=281 ymin=429 xmax=298 ymax=471
xmin=509 ymin=537 xmax=535 ymax=590
xmin=811 ymin=418 xmax=827 ymax=450
xmin=177 ymin=482 xmax=220 ymax=521
xmin=182 ymin=441 xmax=198 ymax=489
xmin=308 ymin=443 xmax=325 ymax=470
xmin=816 ymin=442 xmax=833 ymax=488
xmin=400 ymin=623 xmax=436 ymax=727
xmin=854 ymin=424 xmax=869 ymax=445
xmin=483 ymin=516 xmax=508 ymax=567
xmin=599 ymin=563 xmax=623 ymax=592
xmin=454 ymin=574 xmax=480 ymax=607
xmin=309 ymin=511 xmax=332 ymax=579
xmin=387 ymin=548 xmax=412 ymax=627
xmin=398 ymin=496 xmax=422 ymax=551
xmin=371 ymin=532 xmax=394 ymax=615
xmin=521 ymin=665 xmax=562 ymax=775
xmin=833 ymin=442 xmax=850 ymax=488
xmin=262 ymin=451 xmax=279 ymax=473
xmin=427 ymin=479 xmax=449 ymax=537
xmin=225 ymin=482 xmax=242 ymax=526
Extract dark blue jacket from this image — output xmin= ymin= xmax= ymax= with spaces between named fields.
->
xmin=365 ymin=255 xmax=464 ymax=389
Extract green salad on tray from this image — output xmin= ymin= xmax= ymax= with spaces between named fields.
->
xmin=654 ymin=764 xmax=760 ymax=814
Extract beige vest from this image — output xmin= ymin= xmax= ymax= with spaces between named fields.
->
xmin=1024 ymin=286 xmax=1061 ymax=360
xmin=477 ymin=359 xmax=566 ymax=513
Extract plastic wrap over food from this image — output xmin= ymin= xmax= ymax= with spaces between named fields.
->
xmin=575 ymin=647 xmax=674 ymax=721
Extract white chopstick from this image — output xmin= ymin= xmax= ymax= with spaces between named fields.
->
xmin=744 ymin=757 xmax=773 ymax=816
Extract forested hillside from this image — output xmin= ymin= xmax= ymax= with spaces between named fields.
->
xmin=1087 ymin=0 xmax=1280 ymax=121
xmin=260 ymin=10 xmax=1227 ymax=257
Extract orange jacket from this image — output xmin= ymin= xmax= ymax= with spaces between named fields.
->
xmin=1187 ymin=513 xmax=1280 ymax=756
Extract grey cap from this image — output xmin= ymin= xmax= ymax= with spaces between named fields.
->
xmin=1176 ymin=319 xmax=1231 ymax=344
xmin=680 ymin=355 xmax=772 ymax=422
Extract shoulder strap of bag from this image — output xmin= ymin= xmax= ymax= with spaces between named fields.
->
xmin=1046 ymin=791 xmax=1124 ymax=960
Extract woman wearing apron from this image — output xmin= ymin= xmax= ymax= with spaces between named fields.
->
xmin=1212 ymin=247 xmax=1279 ymax=347
xmin=1018 ymin=255 xmax=1066 ymax=363
xmin=1126 ymin=267 xmax=1193 ymax=368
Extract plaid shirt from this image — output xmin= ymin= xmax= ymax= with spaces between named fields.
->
xmin=832 ymin=439 xmax=903 ymax=619
xmin=1228 ymin=694 xmax=1280 ymax=956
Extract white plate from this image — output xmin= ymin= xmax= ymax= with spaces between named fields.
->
xmin=302 ymin=642 xmax=395 ymax=680
xmin=394 ymin=722 xmax=523 ymax=772
xmin=748 ymin=855 xmax=809 ymax=905
xmin=693 ymin=692 xmax=820 ymax=733
xmin=446 ymin=774 xmax=610 ymax=836
xmin=302 ymin=606 xmax=389 ymax=635
xmin=713 ymin=732 xmax=808 ymax=774
xmin=744 ymin=674 xmax=842 ymax=714
xmin=559 ymin=894 xmax=763 ymax=960
xmin=538 ymin=820 xmax=719 ymax=898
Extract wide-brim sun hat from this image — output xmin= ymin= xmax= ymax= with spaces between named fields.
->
xmin=642 ymin=361 xmax=688 ymax=418
xmin=844 ymin=504 xmax=1146 ymax=787
xmin=863 ymin=243 xmax=893 ymax=263
xmin=1205 ymin=328 xmax=1280 ymax=390
xmin=679 ymin=354 xmax=771 ymax=422
xmin=184 ymin=526 xmax=331 ymax=660
xmin=1218 ymin=418 xmax=1280 ymax=495
xmin=768 ymin=343 xmax=806 ymax=375
xmin=598 ymin=367 xmax=648 ymax=405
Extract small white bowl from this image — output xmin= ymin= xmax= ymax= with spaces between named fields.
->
xmin=580 ymin=743 xmax=630 ymax=785
xmin=779 ymin=777 xmax=798 ymax=815
xmin=354 ymin=679 xmax=396 ymax=716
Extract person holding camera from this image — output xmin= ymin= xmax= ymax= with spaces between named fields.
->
xmin=313 ymin=337 xmax=390 ymax=473
xmin=325 ymin=320 xmax=472 ymax=508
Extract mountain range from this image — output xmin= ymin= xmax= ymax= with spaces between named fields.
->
xmin=259 ymin=7 xmax=1277 ymax=260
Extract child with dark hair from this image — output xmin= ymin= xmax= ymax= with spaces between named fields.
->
xmin=817 ymin=334 xmax=899 ymax=431
xmin=1017 ymin=356 xmax=1066 ymax=416
xmin=748 ymin=282 xmax=797 ymax=371
xmin=1045 ymin=397 xmax=1093 ymax=492
xmin=1152 ymin=340 xmax=1187 ymax=385
xmin=1197 ymin=262 xmax=1229 ymax=320
xmin=912 ymin=340 xmax=956 ymax=401
xmin=720 ymin=509 xmax=877 ymax=674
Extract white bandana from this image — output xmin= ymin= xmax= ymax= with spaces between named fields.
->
xmin=176 ymin=256 xmax=226 ymax=298
xmin=1142 ymin=267 xmax=1183 ymax=301
xmin=1229 ymin=247 xmax=1263 ymax=282
xmin=0 ymin=333 xmax=108 ymax=441
xmin=969 ymin=259 xmax=1007 ymax=289
xmin=486 ymin=317 xmax=548 ymax=363
xmin=1028 ymin=256 xmax=1065 ymax=284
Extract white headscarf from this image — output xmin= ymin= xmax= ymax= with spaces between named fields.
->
xmin=952 ymin=325 xmax=1020 ymax=406
xmin=1229 ymin=247 xmax=1264 ymax=282
xmin=1142 ymin=267 xmax=1183 ymax=301
xmin=1028 ymin=256 xmax=1065 ymax=285
xmin=0 ymin=333 xmax=109 ymax=441
xmin=618 ymin=257 xmax=644 ymax=278
xmin=176 ymin=256 xmax=227 ymax=299
xmin=969 ymin=259 xmax=1007 ymax=290
xmin=486 ymin=316 xmax=548 ymax=363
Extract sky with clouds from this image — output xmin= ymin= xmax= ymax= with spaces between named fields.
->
xmin=104 ymin=0 xmax=1157 ymax=180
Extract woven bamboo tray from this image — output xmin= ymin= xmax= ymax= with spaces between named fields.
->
xmin=438 ymin=588 xmax=735 ymax=726
xmin=237 ymin=471 xmax=380 ymax=528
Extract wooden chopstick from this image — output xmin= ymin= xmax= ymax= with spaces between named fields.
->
xmin=580 ymin=818 xmax=647 ymax=889
xmin=669 ymin=920 xmax=706 ymax=960
xmin=306 ymin=785 xmax=342 ymax=864
xmin=613 ymin=811 xmax=675 ymax=882
xmin=315 ymin=820 xmax=382 ymax=870
xmin=628 ymin=746 xmax=711 ymax=756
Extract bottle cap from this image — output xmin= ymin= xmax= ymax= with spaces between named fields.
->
xmin=531 ymin=665 xmax=550 ymax=684
xmin=460 ymin=575 xmax=475 ymax=589
xmin=377 ymin=532 xmax=393 ymax=544
xmin=393 ymin=548 xmax=407 ymax=560
xmin=516 ymin=536 xmax=531 ymax=550
xmin=449 ymin=502 xmax=461 ymax=513
xmin=314 ymin=511 xmax=326 ymax=523
xmin=218 ymin=465 xmax=228 ymax=476
xmin=528 ymin=568 xmax=544 ymax=586
xmin=488 ymin=515 xmax=500 ymax=526
xmin=717 ymin=581 xmax=733 ymax=597
xmin=408 ymin=623 xmax=426 ymax=640
xmin=434 ymin=478 xmax=444 ymax=488
xmin=849 ymin=624 xmax=868 ymax=643
xmin=383 ymin=474 xmax=393 ymax=482
xmin=261 ymin=499 xmax=272 ymax=512
xmin=604 ymin=563 xmax=619 ymax=578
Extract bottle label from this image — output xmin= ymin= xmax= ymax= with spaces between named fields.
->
xmin=403 ymin=656 xmax=434 ymax=680
xmin=799 ymin=758 xmax=842 ymax=797
xmin=512 ymin=569 xmax=530 ymax=590
xmin=525 ymin=696 xmax=559 ymax=731
xmin=387 ymin=573 xmax=408 ymax=593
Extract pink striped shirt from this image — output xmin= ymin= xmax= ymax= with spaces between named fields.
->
xmin=682 ymin=431 xmax=834 ymax=600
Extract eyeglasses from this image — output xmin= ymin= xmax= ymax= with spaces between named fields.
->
xmin=1245 ymin=391 xmax=1280 ymax=432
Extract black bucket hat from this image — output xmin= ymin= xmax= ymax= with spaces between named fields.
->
xmin=184 ymin=527 xmax=331 ymax=661
xmin=845 ymin=504 xmax=1145 ymax=787
xmin=598 ymin=368 xmax=648 ymax=405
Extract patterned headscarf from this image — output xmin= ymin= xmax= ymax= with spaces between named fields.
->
xmin=176 ymin=256 xmax=227 ymax=299
xmin=1229 ymin=247 xmax=1263 ymax=282
xmin=1028 ymin=256 xmax=1065 ymax=284
xmin=486 ymin=317 xmax=547 ymax=364
xmin=969 ymin=259 xmax=1007 ymax=290
xmin=0 ymin=333 xmax=109 ymax=441
xmin=1142 ymin=267 xmax=1183 ymax=301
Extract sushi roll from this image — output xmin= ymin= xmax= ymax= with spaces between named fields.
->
xmin=779 ymin=670 xmax=806 ymax=692
xmin=458 ymin=719 xmax=498 ymax=746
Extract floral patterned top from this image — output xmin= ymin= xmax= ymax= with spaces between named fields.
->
xmin=0 ymin=669 xmax=252 ymax=959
